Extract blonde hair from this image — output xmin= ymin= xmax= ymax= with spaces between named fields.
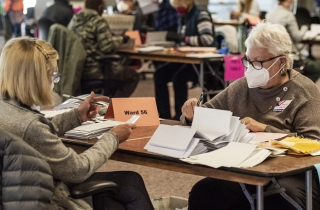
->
xmin=0 ymin=37 xmax=58 ymax=106
xmin=245 ymin=22 xmax=293 ymax=70
xmin=170 ymin=0 xmax=194 ymax=9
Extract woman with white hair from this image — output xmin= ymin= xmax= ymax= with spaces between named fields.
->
xmin=181 ymin=22 xmax=320 ymax=209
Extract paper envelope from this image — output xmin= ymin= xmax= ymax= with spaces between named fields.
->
xmin=104 ymin=97 xmax=160 ymax=126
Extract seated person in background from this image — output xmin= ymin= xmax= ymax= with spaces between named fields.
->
xmin=154 ymin=0 xmax=179 ymax=32
xmin=154 ymin=0 xmax=217 ymax=120
xmin=115 ymin=0 xmax=142 ymax=32
xmin=266 ymin=0 xmax=320 ymax=82
xmin=0 ymin=37 xmax=154 ymax=210
xmin=230 ymin=0 xmax=260 ymax=22
xmin=41 ymin=0 xmax=74 ymax=27
xmin=181 ymin=22 xmax=320 ymax=210
xmin=68 ymin=0 xmax=139 ymax=97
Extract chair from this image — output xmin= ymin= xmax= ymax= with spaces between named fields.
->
xmin=0 ymin=129 xmax=120 ymax=210
xmin=38 ymin=17 xmax=55 ymax=41
xmin=48 ymin=24 xmax=86 ymax=98
xmin=48 ymin=24 xmax=121 ymax=99
xmin=295 ymin=7 xmax=311 ymax=29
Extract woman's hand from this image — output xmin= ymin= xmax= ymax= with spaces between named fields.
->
xmin=181 ymin=98 xmax=198 ymax=122
xmin=77 ymin=92 xmax=109 ymax=122
xmin=240 ymin=117 xmax=267 ymax=132
xmin=111 ymin=123 xmax=136 ymax=143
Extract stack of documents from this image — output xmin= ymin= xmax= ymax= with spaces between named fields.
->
xmin=182 ymin=142 xmax=271 ymax=168
xmin=65 ymin=120 xmax=124 ymax=139
xmin=64 ymin=115 xmax=140 ymax=140
xmin=145 ymin=107 xmax=255 ymax=159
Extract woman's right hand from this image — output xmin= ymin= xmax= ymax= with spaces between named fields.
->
xmin=181 ymin=98 xmax=198 ymax=122
xmin=110 ymin=123 xmax=136 ymax=143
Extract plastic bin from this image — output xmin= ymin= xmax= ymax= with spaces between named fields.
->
xmin=152 ymin=196 xmax=188 ymax=210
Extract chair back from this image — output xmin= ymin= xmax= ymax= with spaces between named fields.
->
xmin=38 ymin=17 xmax=55 ymax=41
xmin=0 ymin=129 xmax=54 ymax=210
xmin=295 ymin=7 xmax=311 ymax=29
xmin=47 ymin=24 xmax=87 ymax=99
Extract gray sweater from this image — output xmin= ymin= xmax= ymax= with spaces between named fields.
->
xmin=0 ymin=99 xmax=119 ymax=210
xmin=182 ymin=70 xmax=320 ymax=139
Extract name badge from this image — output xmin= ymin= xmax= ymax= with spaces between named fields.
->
xmin=273 ymin=100 xmax=292 ymax=112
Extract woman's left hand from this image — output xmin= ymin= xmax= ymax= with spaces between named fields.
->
xmin=77 ymin=92 xmax=109 ymax=122
xmin=240 ymin=117 xmax=267 ymax=132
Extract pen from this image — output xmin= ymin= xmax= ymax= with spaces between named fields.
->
xmin=197 ymin=92 xmax=203 ymax=106
xmin=63 ymin=94 xmax=107 ymax=106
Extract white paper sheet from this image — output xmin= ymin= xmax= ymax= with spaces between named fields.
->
xmin=145 ymin=124 xmax=196 ymax=151
xmin=191 ymin=107 xmax=232 ymax=141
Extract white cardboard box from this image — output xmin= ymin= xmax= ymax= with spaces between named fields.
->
xmin=152 ymin=196 xmax=188 ymax=210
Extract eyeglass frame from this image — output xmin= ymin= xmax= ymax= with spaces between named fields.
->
xmin=52 ymin=72 xmax=61 ymax=83
xmin=241 ymin=55 xmax=284 ymax=70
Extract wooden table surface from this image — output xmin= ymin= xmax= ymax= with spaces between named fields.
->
xmin=62 ymin=120 xmax=320 ymax=186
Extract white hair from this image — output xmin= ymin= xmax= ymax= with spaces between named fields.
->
xmin=245 ymin=22 xmax=293 ymax=70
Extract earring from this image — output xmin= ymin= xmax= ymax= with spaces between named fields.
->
xmin=280 ymin=68 xmax=286 ymax=76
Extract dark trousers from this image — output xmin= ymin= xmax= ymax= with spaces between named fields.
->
xmin=69 ymin=171 xmax=154 ymax=210
xmin=154 ymin=62 xmax=198 ymax=120
xmin=188 ymin=172 xmax=320 ymax=210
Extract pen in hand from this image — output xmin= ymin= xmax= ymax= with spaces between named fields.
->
xmin=63 ymin=94 xmax=107 ymax=106
xmin=197 ymin=92 xmax=203 ymax=106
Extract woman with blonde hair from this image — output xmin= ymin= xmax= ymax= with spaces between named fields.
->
xmin=0 ymin=37 xmax=154 ymax=210
xmin=230 ymin=0 xmax=260 ymax=22
xmin=181 ymin=22 xmax=320 ymax=209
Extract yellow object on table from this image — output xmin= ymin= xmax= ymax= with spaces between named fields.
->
xmin=269 ymin=137 xmax=320 ymax=155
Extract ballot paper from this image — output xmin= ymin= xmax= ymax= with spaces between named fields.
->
xmin=64 ymin=115 xmax=140 ymax=140
xmin=181 ymin=142 xmax=271 ymax=168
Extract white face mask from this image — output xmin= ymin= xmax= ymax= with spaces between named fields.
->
xmin=245 ymin=57 xmax=283 ymax=88
xmin=117 ymin=1 xmax=129 ymax=12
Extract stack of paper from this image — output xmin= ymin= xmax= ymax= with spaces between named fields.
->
xmin=181 ymin=142 xmax=271 ymax=168
xmin=64 ymin=115 xmax=140 ymax=140
xmin=144 ymin=125 xmax=200 ymax=159
xmin=65 ymin=120 xmax=124 ymax=139
xmin=192 ymin=107 xmax=254 ymax=144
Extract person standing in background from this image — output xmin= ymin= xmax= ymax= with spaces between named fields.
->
xmin=155 ymin=0 xmax=178 ymax=32
xmin=41 ymin=0 xmax=74 ymax=27
xmin=2 ymin=0 xmax=23 ymax=42
xmin=230 ymin=0 xmax=260 ymax=22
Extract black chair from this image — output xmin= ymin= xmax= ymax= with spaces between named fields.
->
xmin=38 ymin=17 xmax=55 ymax=41
xmin=0 ymin=128 xmax=120 ymax=210
xmin=295 ymin=7 xmax=311 ymax=29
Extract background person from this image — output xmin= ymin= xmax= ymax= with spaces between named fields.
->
xmin=41 ymin=0 xmax=74 ymax=27
xmin=154 ymin=0 xmax=216 ymax=120
xmin=181 ymin=22 xmax=320 ymax=210
xmin=2 ymin=0 xmax=23 ymax=42
xmin=0 ymin=37 xmax=154 ymax=210
xmin=230 ymin=0 xmax=260 ymax=22
xmin=68 ymin=0 xmax=139 ymax=97
xmin=266 ymin=0 xmax=320 ymax=83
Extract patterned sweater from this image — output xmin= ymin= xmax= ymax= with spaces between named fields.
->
xmin=0 ymin=99 xmax=119 ymax=210
xmin=68 ymin=8 xmax=123 ymax=80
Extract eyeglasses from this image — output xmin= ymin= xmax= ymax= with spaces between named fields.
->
xmin=52 ymin=72 xmax=61 ymax=83
xmin=241 ymin=55 xmax=283 ymax=70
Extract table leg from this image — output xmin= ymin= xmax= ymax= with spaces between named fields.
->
xmin=306 ymin=170 xmax=312 ymax=210
xmin=256 ymin=185 xmax=264 ymax=210
xmin=199 ymin=62 xmax=204 ymax=91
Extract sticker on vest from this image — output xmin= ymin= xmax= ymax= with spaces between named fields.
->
xmin=273 ymin=100 xmax=292 ymax=112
